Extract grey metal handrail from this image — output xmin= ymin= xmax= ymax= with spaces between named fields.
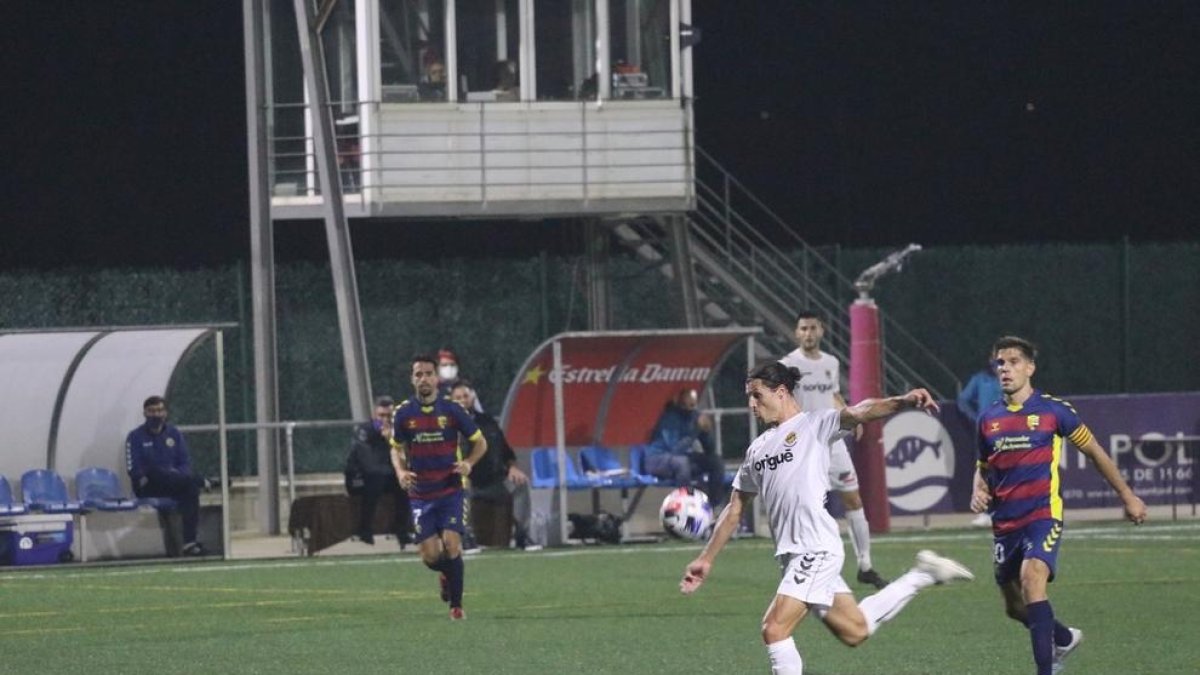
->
xmin=690 ymin=146 xmax=961 ymax=397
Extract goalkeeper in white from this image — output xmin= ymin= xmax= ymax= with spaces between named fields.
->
xmin=680 ymin=361 xmax=974 ymax=675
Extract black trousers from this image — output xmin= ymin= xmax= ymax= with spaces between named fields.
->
xmin=358 ymin=472 xmax=412 ymax=540
xmin=135 ymin=469 xmax=203 ymax=544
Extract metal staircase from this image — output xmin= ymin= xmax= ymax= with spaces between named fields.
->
xmin=610 ymin=146 xmax=960 ymax=400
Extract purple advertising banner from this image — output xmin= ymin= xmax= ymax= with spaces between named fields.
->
xmin=880 ymin=391 xmax=1200 ymax=515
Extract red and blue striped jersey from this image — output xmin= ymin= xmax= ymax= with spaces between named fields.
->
xmin=391 ymin=396 xmax=482 ymax=501
xmin=976 ymin=390 xmax=1094 ymax=535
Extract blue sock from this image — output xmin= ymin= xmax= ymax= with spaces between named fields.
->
xmin=1026 ymin=600 xmax=1055 ymax=675
xmin=448 ymin=555 xmax=465 ymax=608
xmin=1054 ymin=620 xmax=1073 ymax=647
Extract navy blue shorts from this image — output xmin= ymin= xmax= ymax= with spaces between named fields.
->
xmin=993 ymin=518 xmax=1063 ymax=585
xmin=410 ymin=491 xmax=466 ymax=543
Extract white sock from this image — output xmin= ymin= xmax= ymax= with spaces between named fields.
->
xmin=857 ymin=568 xmax=936 ymax=635
xmin=845 ymin=508 xmax=873 ymax=571
xmin=766 ymin=637 xmax=803 ymax=675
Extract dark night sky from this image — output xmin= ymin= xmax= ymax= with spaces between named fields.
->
xmin=4 ymin=2 xmax=1198 ymax=271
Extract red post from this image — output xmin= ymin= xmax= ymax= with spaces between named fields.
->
xmin=848 ymin=299 xmax=890 ymax=533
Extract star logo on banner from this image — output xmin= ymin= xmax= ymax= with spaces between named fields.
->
xmin=523 ymin=364 xmax=546 ymax=384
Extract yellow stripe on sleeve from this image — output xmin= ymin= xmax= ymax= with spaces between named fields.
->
xmin=1068 ymin=424 xmax=1094 ymax=448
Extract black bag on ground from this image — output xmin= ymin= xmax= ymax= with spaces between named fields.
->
xmin=567 ymin=511 xmax=622 ymax=544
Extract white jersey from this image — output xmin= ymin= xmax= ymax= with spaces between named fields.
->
xmin=733 ymin=409 xmax=844 ymax=558
xmin=779 ymin=349 xmax=841 ymax=411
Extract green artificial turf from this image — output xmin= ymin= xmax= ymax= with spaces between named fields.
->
xmin=2 ymin=521 xmax=1197 ymax=674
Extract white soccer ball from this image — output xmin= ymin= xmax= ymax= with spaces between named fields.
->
xmin=659 ymin=487 xmax=713 ymax=540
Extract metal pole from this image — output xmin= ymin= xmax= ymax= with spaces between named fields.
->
xmin=293 ymin=0 xmax=374 ymax=420
xmin=553 ymin=339 xmax=569 ymax=545
xmin=596 ymin=0 xmax=611 ymax=100
xmin=285 ymin=422 xmax=297 ymax=507
xmin=234 ymin=262 xmax=254 ymax=476
xmin=669 ymin=215 xmax=701 ymax=328
xmin=747 ymin=334 xmax=758 ymax=441
xmin=1121 ymin=236 xmax=1131 ymax=392
xmin=244 ymin=0 xmax=282 ymax=535
xmin=713 ymin=411 xmax=723 ymax=459
xmin=216 ymin=331 xmax=232 ymax=560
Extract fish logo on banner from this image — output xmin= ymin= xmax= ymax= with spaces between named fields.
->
xmin=883 ymin=411 xmax=956 ymax=513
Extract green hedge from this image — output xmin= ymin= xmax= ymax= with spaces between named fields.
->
xmin=2 ymin=241 xmax=1196 ymax=473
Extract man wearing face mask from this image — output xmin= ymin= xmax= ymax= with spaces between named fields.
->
xmin=449 ymin=379 xmax=542 ymax=551
xmin=125 ymin=395 xmax=209 ymax=556
xmin=344 ymin=396 xmax=413 ymax=546
xmin=435 ymin=347 xmax=484 ymax=413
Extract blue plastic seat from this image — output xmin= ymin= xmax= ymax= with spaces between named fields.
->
xmin=579 ymin=446 xmax=641 ymax=488
xmin=530 ymin=448 xmax=595 ymax=489
xmin=21 ymin=469 xmax=83 ymax=514
xmin=627 ymin=445 xmax=664 ymax=486
xmin=0 ymin=475 xmax=27 ymax=515
xmin=75 ymin=467 xmax=139 ymax=511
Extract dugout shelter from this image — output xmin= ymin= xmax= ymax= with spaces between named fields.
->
xmin=499 ymin=327 xmax=760 ymax=543
xmin=0 ymin=325 xmax=233 ymax=561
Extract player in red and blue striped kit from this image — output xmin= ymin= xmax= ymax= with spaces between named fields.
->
xmin=391 ymin=355 xmax=487 ymax=620
xmin=971 ymin=336 xmax=1146 ymax=675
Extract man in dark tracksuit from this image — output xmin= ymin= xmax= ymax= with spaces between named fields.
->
xmin=449 ymin=380 xmax=540 ymax=550
xmin=345 ymin=396 xmax=412 ymax=545
xmin=125 ymin=395 xmax=208 ymax=556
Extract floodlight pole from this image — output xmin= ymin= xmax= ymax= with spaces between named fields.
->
xmin=244 ymin=0 xmax=282 ymax=535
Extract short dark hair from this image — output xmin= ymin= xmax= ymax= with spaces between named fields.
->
xmin=795 ymin=309 xmax=823 ymax=324
xmin=747 ymin=361 xmax=802 ymax=393
xmin=992 ymin=335 xmax=1038 ymax=362
xmin=411 ymin=353 xmax=437 ymax=371
xmin=373 ymin=395 xmax=395 ymax=408
xmin=449 ymin=378 xmax=473 ymax=392
xmin=143 ymin=395 xmax=167 ymax=409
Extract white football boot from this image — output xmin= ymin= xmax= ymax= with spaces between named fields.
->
xmin=1051 ymin=627 xmax=1083 ymax=674
xmin=915 ymin=549 xmax=975 ymax=584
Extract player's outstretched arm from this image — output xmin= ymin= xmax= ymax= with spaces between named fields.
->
xmin=1077 ymin=436 xmax=1147 ymax=525
xmin=839 ymin=388 xmax=940 ymax=430
xmin=681 ymin=490 xmax=752 ymax=595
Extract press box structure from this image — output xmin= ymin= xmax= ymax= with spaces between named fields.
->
xmin=261 ymin=0 xmax=696 ymax=220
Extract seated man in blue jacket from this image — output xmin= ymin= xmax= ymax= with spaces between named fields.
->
xmin=645 ymin=388 xmax=726 ymax=507
xmin=125 ymin=395 xmax=210 ymax=556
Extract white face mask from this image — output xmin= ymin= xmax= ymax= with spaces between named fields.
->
xmin=437 ymin=364 xmax=459 ymax=381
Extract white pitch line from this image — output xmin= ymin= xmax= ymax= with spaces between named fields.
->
xmin=1 ymin=523 xmax=1195 ymax=582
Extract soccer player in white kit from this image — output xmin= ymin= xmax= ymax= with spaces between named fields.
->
xmin=779 ymin=310 xmax=887 ymax=589
xmin=680 ymin=362 xmax=974 ymax=675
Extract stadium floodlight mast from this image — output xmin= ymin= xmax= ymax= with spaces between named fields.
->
xmin=854 ymin=243 xmax=923 ymax=301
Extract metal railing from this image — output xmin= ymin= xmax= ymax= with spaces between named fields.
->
xmin=179 ymin=419 xmax=357 ymax=527
xmin=266 ymin=99 xmax=693 ymax=203
xmin=690 ymin=146 xmax=961 ymax=398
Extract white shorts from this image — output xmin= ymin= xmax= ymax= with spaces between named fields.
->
xmin=775 ymin=550 xmax=851 ymax=608
xmin=828 ymin=438 xmax=858 ymax=492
